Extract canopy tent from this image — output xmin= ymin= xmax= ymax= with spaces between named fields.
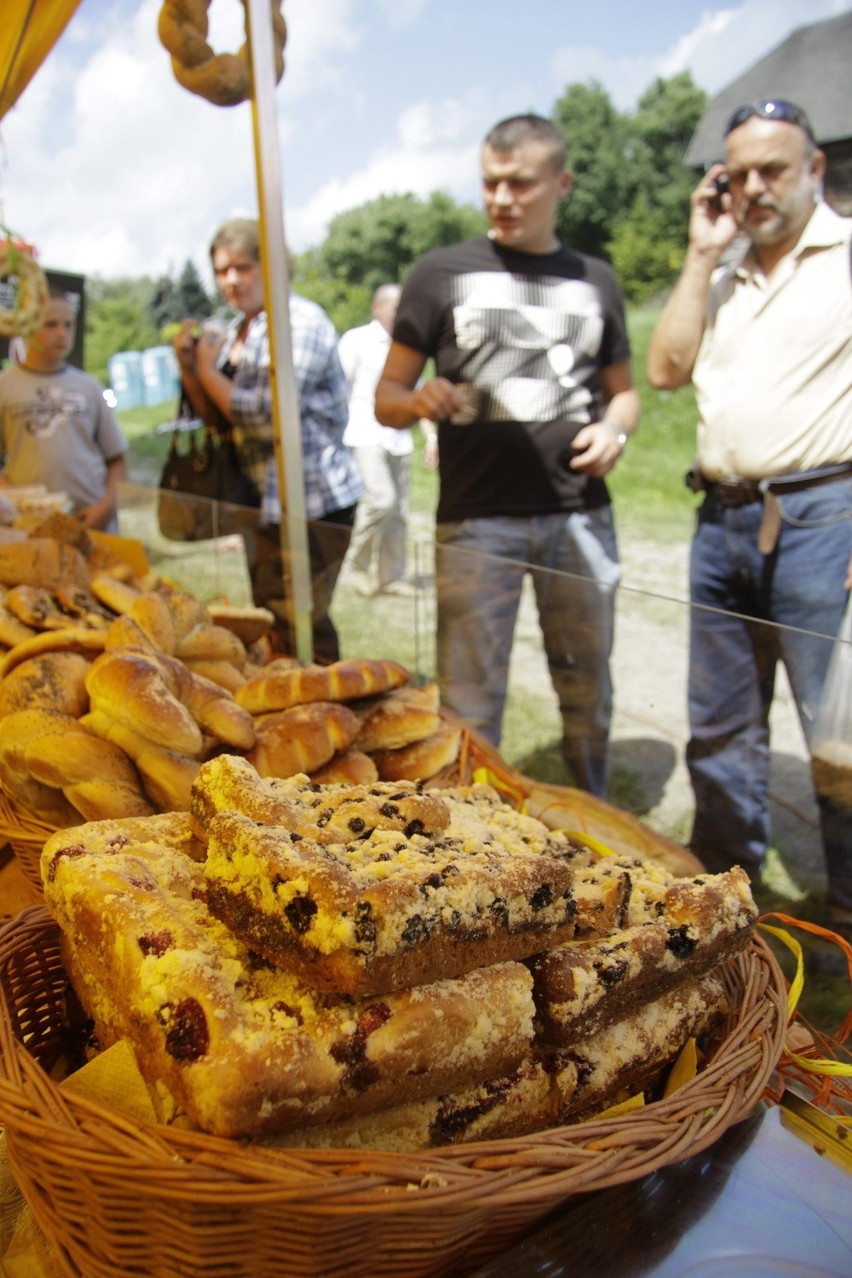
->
xmin=0 ymin=0 xmax=314 ymax=659
xmin=0 ymin=1 xmax=82 ymax=121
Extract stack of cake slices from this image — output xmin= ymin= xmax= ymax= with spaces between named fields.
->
xmin=40 ymin=754 xmax=757 ymax=1150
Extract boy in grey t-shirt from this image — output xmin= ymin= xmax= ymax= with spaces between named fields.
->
xmin=0 ymin=287 xmax=128 ymax=532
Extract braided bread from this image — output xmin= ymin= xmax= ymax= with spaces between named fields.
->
xmin=0 ymin=243 xmax=49 ymax=337
xmin=85 ymin=647 xmax=256 ymax=755
xmin=247 ymin=702 xmax=361 ymax=778
xmin=158 ymin=0 xmax=286 ymax=107
xmin=237 ymin=657 xmax=409 ymax=713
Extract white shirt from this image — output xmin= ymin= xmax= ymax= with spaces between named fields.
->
xmin=339 ymin=319 xmax=413 ymax=455
xmin=694 ymin=202 xmax=852 ymax=480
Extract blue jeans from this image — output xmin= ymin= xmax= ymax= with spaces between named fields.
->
xmin=435 ymin=510 xmax=621 ymax=797
xmin=687 ymin=477 xmax=852 ymax=910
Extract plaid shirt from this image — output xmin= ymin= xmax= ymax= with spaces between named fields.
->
xmin=221 ymin=294 xmax=362 ymax=522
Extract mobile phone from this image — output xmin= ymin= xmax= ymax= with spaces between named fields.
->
xmin=709 ymin=174 xmax=729 ymax=212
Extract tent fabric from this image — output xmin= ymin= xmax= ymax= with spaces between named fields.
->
xmin=0 ymin=0 xmax=82 ymax=121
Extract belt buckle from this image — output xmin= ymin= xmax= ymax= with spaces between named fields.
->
xmin=717 ymin=477 xmax=760 ymax=507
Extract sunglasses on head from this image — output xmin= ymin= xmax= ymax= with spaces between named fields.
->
xmin=724 ymin=99 xmax=816 ymax=143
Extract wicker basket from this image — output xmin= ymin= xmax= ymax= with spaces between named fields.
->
xmin=0 ymin=789 xmax=55 ymax=897
xmin=0 ymin=906 xmax=788 ymax=1278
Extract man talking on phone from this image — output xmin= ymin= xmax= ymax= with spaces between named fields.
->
xmin=647 ymin=100 xmax=852 ymax=936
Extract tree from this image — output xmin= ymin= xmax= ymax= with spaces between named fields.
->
xmin=175 ymin=259 xmax=212 ymax=320
xmin=628 ymin=73 xmax=707 ymax=248
xmin=315 ymin=192 xmax=485 ymax=291
xmin=608 ymin=195 xmax=686 ymax=304
xmin=552 ymin=82 xmax=633 ymax=258
xmin=601 ymin=72 xmax=706 ymax=301
xmin=84 ymin=276 xmax=161 ymax=385
xmin=149 ymin=260 xmax=212 ymax=331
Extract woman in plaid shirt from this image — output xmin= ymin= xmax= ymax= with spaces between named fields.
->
xmin=176 ymin=218 xmax=362 ymax=661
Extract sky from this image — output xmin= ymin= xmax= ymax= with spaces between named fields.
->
xmin=0 ymin=0 xmax=848 ymax=289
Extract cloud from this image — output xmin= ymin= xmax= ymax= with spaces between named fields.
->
xmin=1 ymin=0 xmax=846 ymax=280
xmin=285 ymin=96 xmax=484 ymax=248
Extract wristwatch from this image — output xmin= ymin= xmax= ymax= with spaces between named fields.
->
xmin=604 ymin=421 xmax=628 ymax=453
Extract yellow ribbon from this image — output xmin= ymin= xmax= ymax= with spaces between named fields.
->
xmin=759 ymin=918 xmax=852 ymax=1088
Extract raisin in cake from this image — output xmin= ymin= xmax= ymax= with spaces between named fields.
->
xmin=192 ymin=758 xmax=580 ymax=997
xmin=528 ymin=865 xmax=755 ymax=1045
xmin=41 ymin=817 xmax=536 ymax=1139
xmin=273 ymin=972 xmax=728 ymax=1152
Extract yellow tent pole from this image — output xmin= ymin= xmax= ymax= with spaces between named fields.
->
xmin=244 ymin=0 xmax=313 ymax=661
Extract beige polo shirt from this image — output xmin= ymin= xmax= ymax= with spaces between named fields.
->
xmin=693 ymin=201 xmax=852 ymax=481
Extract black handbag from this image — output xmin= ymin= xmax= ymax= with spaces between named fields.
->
xmin=157 ymin=391 xmax=260 ymax=541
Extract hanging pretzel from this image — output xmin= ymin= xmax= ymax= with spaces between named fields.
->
xmin=0 ymin=242 xmax=49 ymax=337
xmin=158 ymin=0 xmax=286 ymax=107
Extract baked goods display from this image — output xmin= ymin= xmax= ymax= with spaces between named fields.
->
xmin=0 ymin=524 xmax=468 ymax=829
xmin=192 ymin=758 xmax=578 ymax=996
xmin=37 ymin=756 xmax=757 ymax=1151
xmin=41 ymin=813 xmax=536 ymax=1139
xmin=272 ymin=972 xmax=729 ymax=1151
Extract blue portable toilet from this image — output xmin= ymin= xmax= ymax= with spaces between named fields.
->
xmin=108 ymin=351 xmax=145 ymax=411
xmin=141 ymin=345 xmax=180 ymax=407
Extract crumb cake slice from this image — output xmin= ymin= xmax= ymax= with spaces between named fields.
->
xmin=41 ymin=819 xmax=536 ymax=1139
xmin=202 ymin=806 xmax=578 ymax=996
xmin=272 ymin=971 xmax=728 ymax=1153
xmin=528 ymin=866 xmax=756 ymax=1046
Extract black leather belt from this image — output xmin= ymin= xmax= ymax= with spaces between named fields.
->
xmin=686 ymin=464 xmax=852 ymax=508
xmin=704 ymin=478 xmax=762 ymax=507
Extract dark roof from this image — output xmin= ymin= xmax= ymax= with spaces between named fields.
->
xmin=685 ymin=11 xmax=852 ymax=167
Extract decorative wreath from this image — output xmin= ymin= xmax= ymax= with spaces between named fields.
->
xmin=158 ymin=0 xmax=286 ymax=107
xmin=0 ymin=241 xmax=49 ymax=338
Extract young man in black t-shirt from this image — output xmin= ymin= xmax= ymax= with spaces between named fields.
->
xmin=375 ymin=114 xmax=639 ymax=795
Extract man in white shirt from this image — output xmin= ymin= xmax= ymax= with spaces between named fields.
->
xmin=339 ymin=284 xmax=436 ymax=596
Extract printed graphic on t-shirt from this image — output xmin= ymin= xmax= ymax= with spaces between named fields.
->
xmin=449 ymin=272 xmax=604 ymax=425
xmin=13 ymin=386 xmax=88 ymax=439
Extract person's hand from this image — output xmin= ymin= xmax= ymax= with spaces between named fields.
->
xmin=75 ymin=496 xmax=114 ymax=531
xmin=173 ymin=319 xmax=200 ymax=374
xmin=410 ymin=377 xmax=465 ymax=423
xmin=689 ymin=164 xmax=739 ymax=255
xmin=194 ymin=324 xmax=225 ymax=377
xmin=568 ymin=421 xmax=625 ymax=478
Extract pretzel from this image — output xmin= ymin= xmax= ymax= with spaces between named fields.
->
xmin=0 ymin=243 xmax=49 ymax=337
xmin=158 ymin=0 xmax=286 ymax=107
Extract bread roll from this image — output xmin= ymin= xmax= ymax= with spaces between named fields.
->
xmin=105 ymin=613 xmax=160 ymax=652
xmin=24 ymin=726 xmax=142 ymax=791
xmin=207 ymin=604 xmax=275 ymax=645
xmin=0 ymin=538 xmax=90 ymax=591
xmin=161 ymin=588 xmax=210 ymax=641
xmin=0 ymin=707 xmax=83 ymax=824
xmin=0 ymin=626 xmax=107 ymax=678
xmin=371 ymin=721 xmax=462 ymax=782
xmin=237 ymin=657 xmax=409 ymax=713
xmin=128 ymin=591 xmax=179 ymax=654
xmin=81 ymin=708 xmax=201 ymax=812
xmin=182 ymin=658 xmax=247 ymax=693
xmin=0 ymin=592 xmax=37 ymax=648
xmin=310 ymin=749 xmax=379 ymax=785
xmin=176 ymin=623 xmax=247 ymax=667
xmin=248 ymin=702 xmax=361 ymax=778
xmin=352 ymin=683 xmax=441 ymax=752
xmin=4 ymin=584 xmax=75 ymax=630
xmin=0 ymin=650 xmax=91 ymax=719
xmin=89 ymin=574 xmax=141 ymax=615
xmin=62 ymin=777 xmax=157 ymax=821
xmin=85 ymin=648 xmax=203 ymax=756
xmin=182 ymin=668 xmax=256 ymax=750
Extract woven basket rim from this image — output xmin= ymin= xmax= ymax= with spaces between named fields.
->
xmin=0 ymin=905 xmax=788 ymax=1212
